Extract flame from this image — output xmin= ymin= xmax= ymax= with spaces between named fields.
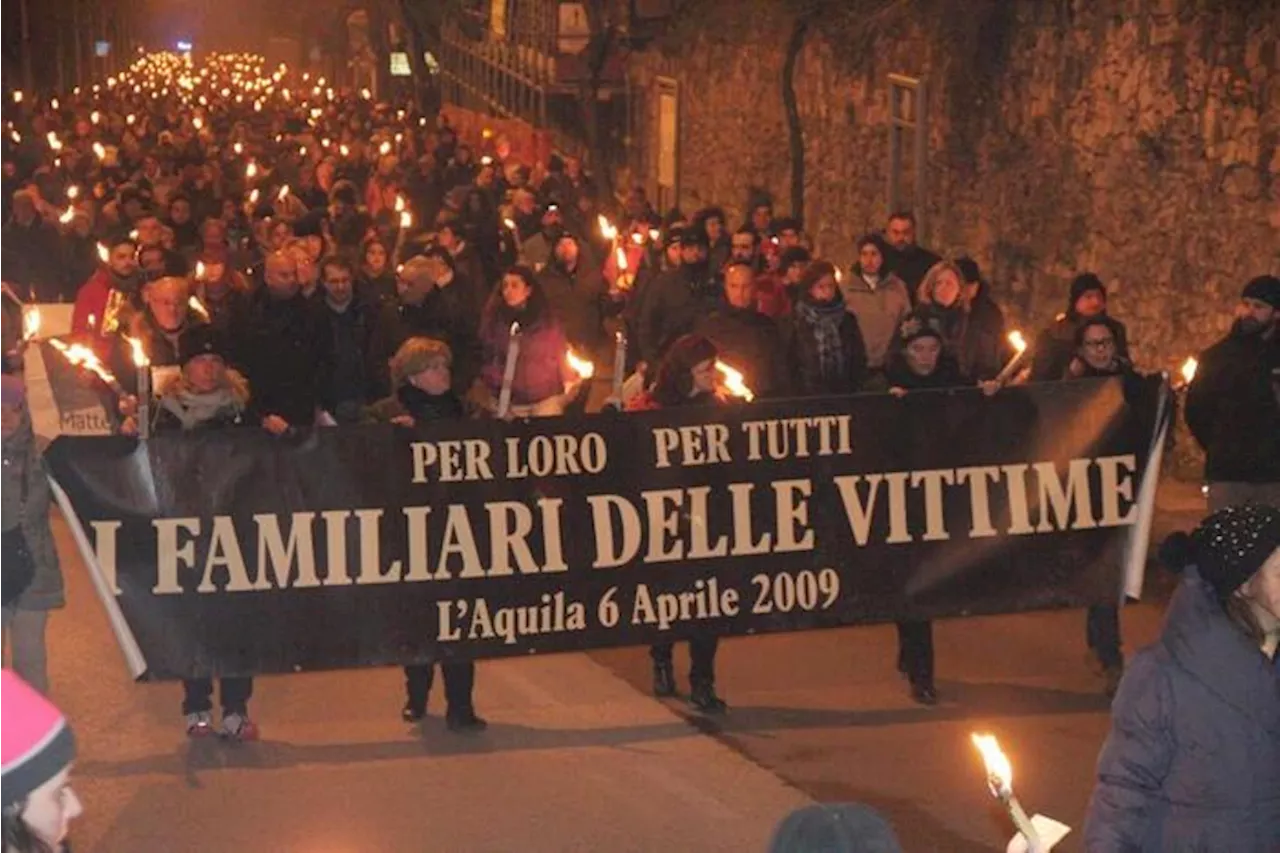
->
xmin=649 ymin=228 xmax=660 ymax=242
xmin=399 ymin=211 xmax=413 ymax=229
xmin=90 ymin=110 xmax=101 ymax=124
xmin=321 ymin=138 xmax=331 ymax=148
xmin=59 ymin=207 xmax=75 ymax=224
xmin=1180 ymin=357 xmax=1198 ymax=385
xmin=298 ymin=145 xmax=307 ymax=157
xmin=66 ymin=185 xmax=79 ymax=200
xmin=715 ymin=360 xmax=755 ymax=402
xmin=92 ymin=142 xmax=106 ymax=160
xmin=97 ymin=242 xmax=110 ymax=263
xmin=49 ymin=339 xmax=118 ymax=387
xmin=277 ymin=184 xmax=290 ymax=201
xmin=124 ymin=335 xmax=150 ymax=368
xmin=233 ymin=141 xmax=243 ymax=155
xmin=482 ymin=127 xmax=494 ymax=140
xmin=631 ymin=232 xmax=645 ymax=245
xmin=8 ymin=130 xmax=19 ymax=144
xmin=503 ymin=217 xmax=517 ymax=232
xmin=480 ymin=155 xmax=493 ymax=166
xmin=46 ymin=132 xmax=62 ymax=151
xmin=50 ymin=98 xmax=58 ymax=110
xmin=22 ymin=307 xmax=41 ymax=341
xmin=188 ymin=296 xmax=210 ymax=322
xmin=971 ymin=733 xmax=1013 ymax=797
xmin=615 ymin=246 xmax=629 ymax=272
xmin=245 ymin=161 xmax=258 ymax=179
xmin=1007 ymin=330 xmax=1028 ymax=354
xmin=394 ymin=196 xmax=406 ymax=213
xmin=194 ymin=261 xmax=206 ymax=279
xmin=248 ymin=188 xmax=260 ymax=205
xmin=192 ymin=117 xmax=203 ymax=130
xmin=12 ymin=91 xmax=22 ymax=103
xmin=87 ymin=314 xmax=96 ymax=330
xmin=597 ymin=215 xmax=617 ymax=241
xmin=339 ymin=144 xmax=350 ymax=157
xmin=360 ymin=88 xmax=371 ymax=100
xmin=566 ymin=348 xmax=596 ymax=380
xmin=379 ymin=140 xmax=391 ymax=156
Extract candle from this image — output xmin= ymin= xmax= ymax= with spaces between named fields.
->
xmin=994 ymin=330 xmax=1029 ymax=384
xmin=126 ymin=336 xmax=151 ymax=439
xmin=971 ymin=733 xmax=1043 ymax=852
xmin=496 ymin=322 xmax=522 ymax=418
xmin=1179 ymin=356 xmax=1197 ymax=387
xmin=612 ymin=330 xmax=627 ymax=401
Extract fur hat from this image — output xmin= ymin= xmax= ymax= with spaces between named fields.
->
xmin=390 ymin=336 xmax=452 ymax=388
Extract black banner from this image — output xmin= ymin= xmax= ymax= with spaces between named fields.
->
xmin=46 ymin=378 xmax=1161 ymax=680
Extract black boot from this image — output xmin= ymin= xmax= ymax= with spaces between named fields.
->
xmin=652 ymin=660 xmax=677 ymax=697
xmin=908 ymin=677 xmax=938 ymax=706
xmin=689 ymin=679 xmax=727 ymax=714
xmin=403 ymin=664 xmax=432 ymax=722
xmin=446 ymin=707 xmax=488 ymax=733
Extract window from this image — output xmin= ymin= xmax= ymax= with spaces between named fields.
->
xmin=655 ymin=78 xmax=679 ymax=212
xmin=887 ymin=74 xmax=928 ymax=240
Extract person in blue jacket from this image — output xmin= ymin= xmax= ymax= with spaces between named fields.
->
xmin=1084 ymin=504 xmax=1280 ymax=852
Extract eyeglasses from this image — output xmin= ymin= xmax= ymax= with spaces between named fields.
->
xmin=1082 ymin=338 xmax=1115 ymax=349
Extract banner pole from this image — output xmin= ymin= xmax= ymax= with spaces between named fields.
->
xmin=47 ymin=475 xmax=149 ymax=679
xmin=1121 ymin=382 xmax=1173 ymax=601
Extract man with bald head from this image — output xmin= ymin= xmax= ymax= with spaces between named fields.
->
xmin=232 ymin=249 xmax=330 ymax=430
xmin=693 ymin=261 xmax=789 ymax=397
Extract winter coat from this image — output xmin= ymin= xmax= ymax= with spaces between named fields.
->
xmin=316 ymin=298 xmax=378 ymax=422
xmin=479 ymin=310 xmax=570 ymax=407
xmin=231 ymin=291 xmax=330 ymax=426
xmin=788 ymin=296 xmax=868 ymax=395
xmin=1030 ymin=313 xmax=1130 ymax=382
xmin=962 ymin=295 xmax=1011 ymax=382
xmin=879 ymin=351 xmax=967 ymax=393
xmin=365 ymin=384 xmax=466 ymax=425
xmin=883 ymin=243 xmax=940 ymax=295
xmin=357 ymin=271 xmax=397 ymax=308
xmin=1185 ymin=329 xmax=1280 ymax=484
xmin=1083 ymin=575 xmax=1280 ymax=852
xmin=1 ymin=219 xmax=65 ymax=303
xmin=839 ymin=272 xmax=911 ymax=370
xmin=71 ymin=267 xmax=144 ymax=345
xmin=638 ymin=265 xmax=721 ymax=366
xmin=538 ymin=260 xmax=609 ymax=351
xmin=693 ymin=303 xmax=789 ymax=397
xmin=153 ymin=369 xmax=256 ymax=433
xmin=1 ymin=408 xmax=62 ymax=611
xmin=367 ymin=284 xmax=479 ymax=400
xmin=754 ymin=272 xmax=792 ymax=319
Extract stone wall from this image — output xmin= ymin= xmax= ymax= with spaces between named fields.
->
xmin=624 ymin=0 xmax=1279 ymax=378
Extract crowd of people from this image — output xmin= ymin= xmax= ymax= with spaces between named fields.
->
xmin=1 ymin=46 xmax=1278 ymax=853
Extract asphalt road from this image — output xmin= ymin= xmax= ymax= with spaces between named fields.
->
xmin=21 ymin=479 xmax=1204 ymax=852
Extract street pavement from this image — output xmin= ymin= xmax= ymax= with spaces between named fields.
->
xmin=26 ymin=481 xmax=1204 ymax=853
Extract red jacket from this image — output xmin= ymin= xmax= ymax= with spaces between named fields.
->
xmin=754 ymin=272 xmax=792 ymax=319
xmin=71 ymin=268 xmax=111 ymax=334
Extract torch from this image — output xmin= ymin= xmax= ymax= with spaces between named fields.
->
xmin=496 ymin=322 xmax=522 ymax=419
xmin=48 ymin=340 xmax=125 ymax=395
xmin=715 ymin=360 xmax=755 ymax=402
xmin=614 ymin=245 xmax=633 ymax=290
xmin=22 ymin=307 xmax=42 ymax=343
xmin=125 ymin=336 xmax=151 ymax=439
xmin=994 ymin=330 xmax=1029 ymax=385
xmin=611 ymin=330 xmax=628 ymax=401
xmin=188 ymin=296 xmax=211 ymax=323
xmin=1175 ymin=356 xmax=1197 ymax=391
xmin=971 ymin=733 xmax=1070 ymax=853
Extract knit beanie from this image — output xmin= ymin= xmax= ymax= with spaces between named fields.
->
xmin=1069 ymin=273 xmax=1106 ymax=309
xmin=1160 ymin=504 xmax=1280 ymax=600
xmin=2 ymin=670 xmax=76 ymax=807
xmin=768 ymin=803 xmax=903 ymax=853
xmin=896 ymin=311 xmax=945 ymax=347
xmin=1241 ymin=275 xmax=1280 ymax=310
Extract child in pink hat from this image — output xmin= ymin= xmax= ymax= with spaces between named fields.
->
xmin=1 ymin=669 xmax=82 ymax=851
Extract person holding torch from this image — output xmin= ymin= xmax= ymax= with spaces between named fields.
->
xmin=478 ymin=266 xmax=573 ymax=417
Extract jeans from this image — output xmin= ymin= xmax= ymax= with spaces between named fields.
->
xmin=183 ymin=677 xmax=254 ymax=715
xmin=651 ymin=636 xmax=719 ymax=685
xmin=895 ymin=620 xmax=934 ymax=684
xmin=1086 ymin=604 xmax=1123 ymax=668
xmin=1 ymin=606 xmax=49 ymax=694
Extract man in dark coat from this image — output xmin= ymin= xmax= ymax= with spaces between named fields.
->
xmin=1185 ymin=275 xmax=1280 ymax=510
xmin=882 ymin=210 xmax=940 ymax=298
xmin=2 ymin=190 xmax=66 ymax=302
xmin=537 ymin=232 xmax=612 ymax=353
xmin=693 ymin=261 xmax=789 ymax=397
xmin=637 ymin=230 xmax=720 ymax=366
xmin=317 ymin=255 xmax=377 ymax=423
xmin=367 ymin=251 xmax=478 ymax=400
xmin=1029 ymin=272 xmax=1130 ymax=382
xmin=232 ymin=250 xmax=330 ymax=429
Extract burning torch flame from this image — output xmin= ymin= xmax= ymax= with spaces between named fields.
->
xmin=597 ymin=215 xmax=617 ymax=242
xmin=715 ymin=361 xmax=755 ymax=402
xmin=615 ymin=246 xmax=629 ymax=273
xmin=971 ymin=733 xmax=1013 ymax=798
xmin=59 ymin=207 xmax=75 ymax=224
xmin=194 ymin=261 xmax=206 ymax=280
xmin=97 ymin=242 xmax=110 ymax=263
xmin=339 ymin=144 xmax=350 ymax=157
xmin=245 ymin=161 xmax=258 ymax=179
xmin=125 ymin=336 xmax=150 ymax=368
xmin=566 ymin=348 xmax=595 ymax=380
xmin=631 ymin=232 xmax=645 ymax=245
xmin=50 ymin=98 xmax=58 ymax=110
xmin=46 ymin=132 xmax=62 ymax=151
xmin=1180 ymin=357 xmax=1198 ymax=385
xmin=188 ymin=296 xmax=210 ymax=322
xmin=277 ymin=185 xmax=290 ymax=202
xmin=92 ymin=142 xmax=106 ymax=160
xmin=480 ymin=155 xmax=493 ymax=166
xmin=13 ymin=91 xmax=23 ymax=104
xmin=126 ymin=114 xmax=136 ymax=125
xmin=394 ymin=196 xmax=406 ymax=213
xmin=66 ymin=185 xmax=79 ymax=200
xmin=22 ymin=307 xmax=41 ymax=341
xmin=233 ymin=141 xmax=243 ymax=155
xmin=502 ymin=218 xmax=517 ymax=232
xmin=49 ymin=340 xmax=119 ymax=388
xmin=379 ymin=140 xmax=391 ymax=156
xmin=360 ymin=88 xmax=371 ymax=100
xmin=399 ymin=211 xmax=413 ymax=230
xmin=649 ymin=228 xmax=660 ymax=242
xmin=248 ymin=188 xmax=260 ymax=205
xmin=192 ymin=117 xmax=203 ymax=131
xmin=1007 ymin=330 xmax=1028 ymax=354
xmin=90 ymin=110 xmax=101 ymax=125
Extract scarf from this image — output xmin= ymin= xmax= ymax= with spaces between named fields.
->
xmin=795 ymin=298 xmax=847 ymax=379
xmin=159 ymin=387 xmax=243 ymax=430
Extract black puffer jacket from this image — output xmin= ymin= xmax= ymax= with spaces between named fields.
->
xmin=694 ymin=302 xmax=789 ymax=397
xmin=1185 ymin=328 xmax=1280 ymax=483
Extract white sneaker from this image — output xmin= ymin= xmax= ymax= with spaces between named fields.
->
xmin=185 ymin=710 xmax=214 ymax=737
xmin=219 ymin=712 xmax=259 ymax=741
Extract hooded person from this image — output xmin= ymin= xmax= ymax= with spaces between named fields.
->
xmin=840 ymin=234 xmax=911 ymax=374
xmin=1185 ymin=275 xmax=1280 ymax=511
xmin=1 ymin=671 xmax=82 ymax=853
xmin=1084 ymin=504 xmax=1280 ymax=852
xmin=1029 ymin=272 xmax=1130 ymax=381
xmin=536 ymin=230 xmax=612 ymax=352
xmin=2 ymin=373 xmax=64 ymax=696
